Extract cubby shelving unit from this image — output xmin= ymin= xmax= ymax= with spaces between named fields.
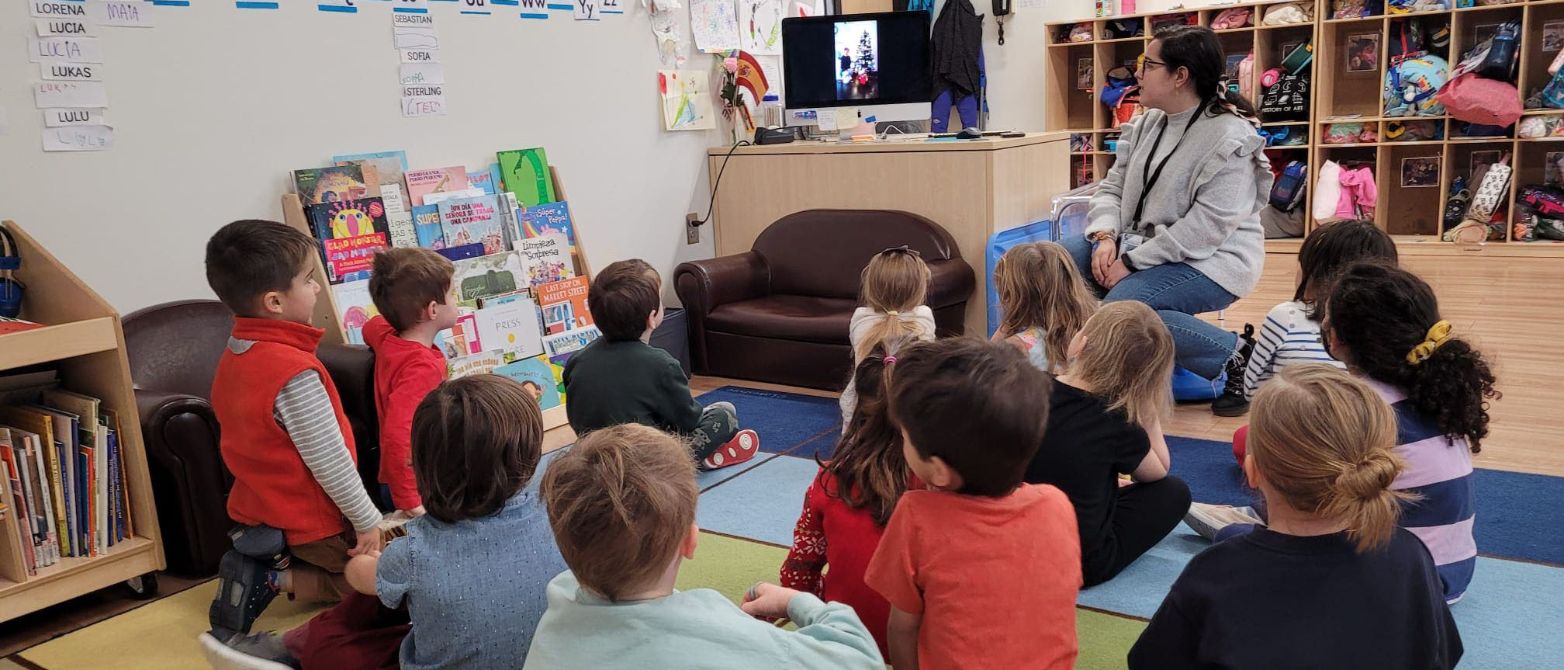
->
xmin=1046 ymin=0 xmax=1564 ymax=255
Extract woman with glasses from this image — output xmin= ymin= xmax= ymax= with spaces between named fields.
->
xmin=1065 ymin=24 xmax=1271 ymax=401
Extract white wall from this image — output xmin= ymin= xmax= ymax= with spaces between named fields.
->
xmin=0 ymin=2 xmax=723 ymax=313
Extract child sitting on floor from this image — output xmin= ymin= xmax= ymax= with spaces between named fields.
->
xmin=202 ymin=220 xmax=382 ymax=643
xmin=840 ymin=246 xmax=935 ymax=429
xmin=865 ymin=338 xmax=1082 ymax=670
xmin=992 ymin=241 xmax=1098 ymax=373
xmin=1324 ymin=261 xmax=1493 ymax=604
xmin=1213 ymin=219 xmax=1398 ymax=417
xmin=364 ymin=248 xmax=459 ymax=516
xmin=1024 ymin=301 xmax=1191 ymax=587
xmin=1130 ymin=365 xmax=1463 ymax=669
xmin=781 ymin=346 xmax=916 ymax=655
xmin=524 ymin=424 xmax=885 ymax=669
xmin=345 ymin=374 xmax=566 ymax=669
xmin=564 ymin=259 xmax=759 ymax=469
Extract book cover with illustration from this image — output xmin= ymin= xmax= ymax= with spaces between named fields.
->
xmin=468 ymin=165 xmax=499 ymax=195
xmin=292 ymin=165 xmax=368 ymax=205
xmin=493 ymin=354 xmax=564 ymax=411
xmin=474 ymin=295 xmax=545 ymax=360
xmin=518 ymin=201 xmax=577 ymax=245
xmin=331 ymin=280 xmax=380 ymax=346
xmin=514 ymin=233 xmax=574 ymax=288
xmin=451 ymin=252 xmax=525 ymax=306
xmin=334 ymin=152 xmax=410 ymax=212
xmin=543 ymin=325 xmax=602 ymax=356
xmin=305 ymin=198 xmax=390 ymax=284
xmin=436 ymin=195 xmax=506 ymax=255
xmin=496 ymin=148 xmax=557 ymax=207
xmin=412 ymin=204 xmax=445 ymax=249
xmin=405 ymin=166 xmax=471 ymax=207
xmin=536 ymin=276 xmax=592 ymax=335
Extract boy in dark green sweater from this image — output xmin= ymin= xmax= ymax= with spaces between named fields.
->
xmin=564 ymin=259 xmax=760 ymax=469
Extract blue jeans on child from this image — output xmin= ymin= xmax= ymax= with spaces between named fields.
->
xmin=1061 ymin=234 xmax=1240 ymax=379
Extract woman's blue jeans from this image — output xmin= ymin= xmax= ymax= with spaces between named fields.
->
xmin=1061 ymin=234 xmax=1240 ymax=379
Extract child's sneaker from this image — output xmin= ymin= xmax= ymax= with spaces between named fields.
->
xmin=1211 ymin=324 xmax=1257 ymax=417
xmin=209 ymin=550 xmax=282 ymax=639
xmin=199 ymin=631 xmax=300 ymax=670
xmin=1184 ymin=502 xmax=1263 ymax=541
xmin=701 ymin=429 xmax=759 ymax=470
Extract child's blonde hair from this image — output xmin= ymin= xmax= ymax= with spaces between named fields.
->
xmin=994 ymin=242 xmax=1097 ymax=373
xmin=1249 ymin=364 xmax=1413 ymax=553
xmin=1068 ymin=301 xmax=1173 ymax=426
xmin=856 ymin=247 xmax=932 ymax=361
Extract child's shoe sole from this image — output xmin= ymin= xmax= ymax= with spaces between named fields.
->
xmin=198 ymin=633 xmax=295 ymax=670
xmin=209 ymin=550 xmax=279 ymax=638
xmin=702 ymin=430 xmax=760 ymax=470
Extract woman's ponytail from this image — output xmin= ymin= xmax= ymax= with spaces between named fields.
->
xmin=1152 ymin=25 xmax=1260 ymax=125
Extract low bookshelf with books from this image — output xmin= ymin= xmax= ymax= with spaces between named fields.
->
xmin=0 ymin=222 xmax=164 ymax=623
xmin=280 ymin=148 xmax=597 ymax=432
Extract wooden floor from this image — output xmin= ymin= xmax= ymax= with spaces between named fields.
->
xmin=540 ymin=250 xmax=1564 ymax=477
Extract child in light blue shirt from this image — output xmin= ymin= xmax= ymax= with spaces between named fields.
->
xmin=345 ymin=375 xmax=566 ymax=670
xmin=525 ymin=423 xmax=884 ymax=669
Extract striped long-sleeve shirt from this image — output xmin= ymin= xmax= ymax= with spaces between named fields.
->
xmin=1242 ymin=301 xmax=1344 ymax=399
xmin=1364 ymin=377 xmax=1477 ymax=605
xmin=230 ymin=338 xmax=382 ymax=535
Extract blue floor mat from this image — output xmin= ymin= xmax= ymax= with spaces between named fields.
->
xmin=694 ymin=387 xmax=842 ymax=455
xmin=1169 ymin=435 xmax=1564 ymax=566
xmin=697 ymin=454 xmax=819 ymax=547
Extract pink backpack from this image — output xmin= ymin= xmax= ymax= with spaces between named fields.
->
xmin=1237 ymin=53 xmax=1255 ymax=103
xmin=1437 ymin=74 xmax=1522 ymax=127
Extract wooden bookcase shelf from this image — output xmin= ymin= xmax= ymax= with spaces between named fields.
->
xmin=0 ymin=222 xmax=165 ymax=623
xmin=1046 ymin=0 xmax=1564 ymax=255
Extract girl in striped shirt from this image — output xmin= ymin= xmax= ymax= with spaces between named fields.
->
xmin=1213 ymin=220 xmax=1398 ymax=417
xmin=1323 ymin=261 xmax=1499 ymax=604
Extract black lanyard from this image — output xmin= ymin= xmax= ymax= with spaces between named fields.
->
xmin=1132 ymin=109 xmax=1203 ymax=225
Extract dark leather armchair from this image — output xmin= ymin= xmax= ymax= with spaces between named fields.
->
xmin=124 ymin=300 xmax=383 ymax=576
xmin=674 ymin=209 xmax=975 ymax=390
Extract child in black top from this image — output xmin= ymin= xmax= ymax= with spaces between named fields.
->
xmin=1129 ymin=364 xmax=1461 ymax=669
xmin=1024 ymin=301 xmax=1191 ymax=586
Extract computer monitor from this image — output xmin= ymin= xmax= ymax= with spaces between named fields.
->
xmin=781 ymin=11 xmax=932 ymax=125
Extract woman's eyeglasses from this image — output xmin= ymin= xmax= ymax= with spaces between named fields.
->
xmin=1137 ymin=55 xmax=1168 ymax=74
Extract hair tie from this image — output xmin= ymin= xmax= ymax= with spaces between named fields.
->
xmin=885 ymin=310 xmax=899 ymax=316
xmin=883 ymin=355 xmax=897 ymax=366
xmin=1406 ymin=320 xmax=1453 ymax=365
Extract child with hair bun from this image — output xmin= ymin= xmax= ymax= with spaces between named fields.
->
xmin=1130 ymin=364 xmax=1462 ymax=669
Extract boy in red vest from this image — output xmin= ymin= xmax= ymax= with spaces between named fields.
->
xmin=364 ymin=248 xmax=457 ymax=516
xmin=204 ymin=220 xmax=384 ymax=643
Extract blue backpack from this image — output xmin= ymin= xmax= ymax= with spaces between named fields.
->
xmin=1270 ymin=161 xmax=1308 ymax=212
xmin=1384 ymin=52 xmax=1451 ymax=117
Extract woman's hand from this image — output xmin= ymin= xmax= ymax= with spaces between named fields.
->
xmin=1101 ymin=259 xmax=1132 ymax=289
xmin=1091 ymin=237 xmax=1119 ymax=286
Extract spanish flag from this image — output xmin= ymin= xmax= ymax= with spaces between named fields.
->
xmin=735 ymin=50 xmax=770 ymax=104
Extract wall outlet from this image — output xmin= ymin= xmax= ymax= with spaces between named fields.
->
xmin=685 ymin=212 xmax=701 ymax=245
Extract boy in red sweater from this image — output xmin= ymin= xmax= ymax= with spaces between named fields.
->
xmin=204 ymin=220 xmax=384 ymax=647
xmin=364 ymin=248 xmax=457 ymax=516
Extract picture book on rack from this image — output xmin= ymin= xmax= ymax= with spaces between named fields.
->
xmin=405 ymin=166 xmax=471 ymax=207
xmin=519 ymin=201 xmax=577 ymax=245
xmin=293 ymin=165 xmax=369 ymax=205
xmin=515 ymin=234 xmax=574 ymax=287
xmin=452 ymin=252 xmax=524 ymax=306
xmin=536 ymin=276 xmax=592 ymax=334
xmin=437 ymin=195 xmax=506 ymax=255
xmin=496 ymin=148 xmax=557 ymax=207
xmin=306 ymin=198 xmax=391 ymax=284
xmin=412 ymin=205 xmax=445 ymax=249
xmin=493 ymin=355 xmax=564 ymax=411
xmin=335 ymin=151 xmax=415 ymax=248
xmin=331 ymin=281 xmax=381 ymax=346
xmin=474 ymin=295 xmax=545 ymax=360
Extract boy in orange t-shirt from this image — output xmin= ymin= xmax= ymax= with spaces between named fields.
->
xmin=865 ymin=338 xmax=1082 ymax=670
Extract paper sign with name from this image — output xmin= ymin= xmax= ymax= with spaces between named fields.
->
xmin=31 ymin=1 xmax=88 ymax=18
xmin=393 ymin=29 xmax=439 ymax=49
xmin=400 ymin=48 xmax=441 ymax=64
xmin=88 ymin=1 xmax=156 ymax=27
xmin=44 ymin=107 xmax=107 ymax=127
xmin=402 ymin=96 xmax=447 ymax=117
xmin=34 ymin=81 xmax=108 ymax=109
xmin=28 ymin=36 xmax=104 ymax=63
xmin=575 ymin=0 xmax=598 ymax=20
xmin=42 ymin=124 xmax=113 ymax=152
xmin=36 ymin=19 xmax=97 ymax=37
xmin=399 ymin=64 xmax=445 ymax=86
xmin=392 ymin=13 xmax=435 ymax=28
xmin=40 ymin=62 xmax=101 ymax=82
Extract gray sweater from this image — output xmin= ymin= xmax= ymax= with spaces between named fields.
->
xmin=1085 ymin=106 xmax=1271 ymax=297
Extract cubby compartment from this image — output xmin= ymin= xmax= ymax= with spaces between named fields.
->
xmin=1383 ymin=143 xmax=1448 ymax=237
xmin=1522 ymin=2 xmax=1564 ymax=106
xmin=1256 ymin=25 xmax=1315 ymax=123
xmin=1315 ymin=145 xmax=1381 ymax=226
xmin=1454 ymin=5 xmax=1525 ymax=84
xmin=1320 ymin=18 xmax=1388 ymax=118
xmin=1148 ymin=13 xmax=1198 ymax=35
xmin=1097 ymin=16 xmax=1147 ymax=42
xmin=1048 ymin=43 xmax=1102 ymax=131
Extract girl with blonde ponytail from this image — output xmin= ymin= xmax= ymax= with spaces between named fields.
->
xmin=1130 ymin=364 xmax=1462 ymax=670
xmin=838 ymin=247 xmax=934 ymax=429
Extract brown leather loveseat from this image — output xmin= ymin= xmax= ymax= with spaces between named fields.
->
xmin=674 ymin=209 xmax=974 ymax=390
xmin=124 ymin=300 xmax=383 ymax=576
